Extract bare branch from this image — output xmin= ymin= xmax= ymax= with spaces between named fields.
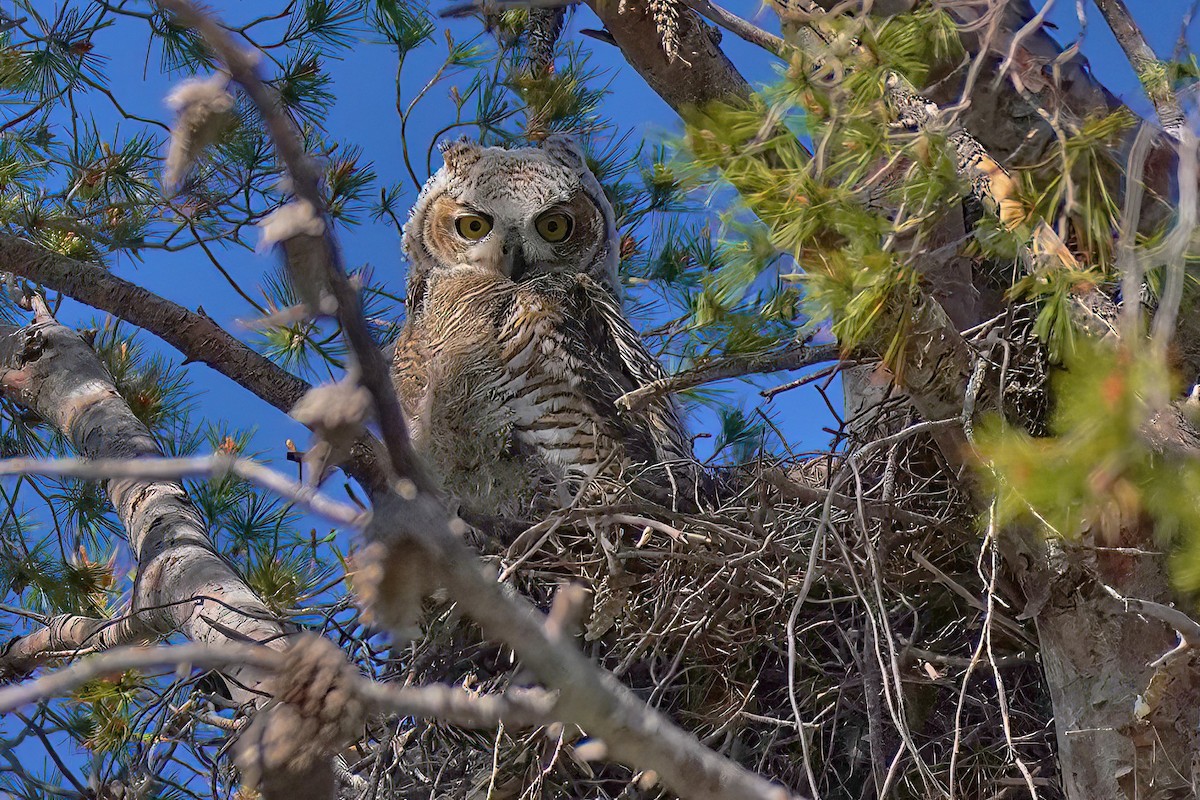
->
xmin=155 ymin=0 xmax=431 ymax=494
xmin=1093 ymin=0 xmax=1187 ymax=140
xmin=1100 ymin=583 xmax=1200 ymax=648
xmin=0 ymin=642 xmax=281 ymax=714
xmin=0 ymin=455 xmax=366 ymax=528
xmin=0 ymin=613 xmax=155 ymax=677
xmin=681 ymin=0 xmax=789 ymax=57
xmin=0 ymin=317 xmax=289 ymax=699
xmin=618 ymin=342 xmax=840 ymax=413
xmin=0 ymin=234 xmax=387 ymax=493
xmin=0 ymin=639 xmax=557 ymax=730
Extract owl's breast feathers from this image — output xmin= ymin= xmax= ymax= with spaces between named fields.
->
xmin=393 ymin=269 xmax=695 ymax=504
xmin=497 ymin=273 xmax=692 ymax=478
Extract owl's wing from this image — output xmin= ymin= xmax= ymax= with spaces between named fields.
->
xmin=553 ymin=274 xmax=694 ymax=466
xmin=391 ymin=317 xmax=430 ymax=422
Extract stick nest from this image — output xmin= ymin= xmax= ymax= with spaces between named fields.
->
xmin=354 ymin=329 xmax=1060 ymax=800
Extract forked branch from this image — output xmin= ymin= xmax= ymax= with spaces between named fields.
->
xmin=0 ymin=314 xmax=289 ymax=700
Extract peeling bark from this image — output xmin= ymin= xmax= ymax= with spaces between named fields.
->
xmin=0 ymin=316 xmax=288 ymax=701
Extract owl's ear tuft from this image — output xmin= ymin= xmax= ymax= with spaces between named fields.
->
xmin=438 ymin=137 xmax=483 ymax=174
xmin=538 ymin=135 xmax=588 ymax=171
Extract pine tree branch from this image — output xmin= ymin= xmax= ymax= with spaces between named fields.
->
xmin=0 ymin=455 xmax=366 ymax=528
xmin=587 ymin=0 xmax=981 ymax=462
xmin=590 ymin=0 xmax=1117 ymax=430
xmin=0 ymin=637 xmax=558 ymax=728
xmin=1093 ymin=0 xmax=1186 ymax=140
xmin=0 ymin=642 xmax=281 ymax=714
xmin=0 ymin=613 xmax=156 ymax=679
xmin=0 ymin=234 xmax=388 ymax=494
xmin=157 ymin=0 xmax=432 ymax=497
xmin=0 ymin=313 xmax=290 ymax=702
xmin=680 ymin=0 xmax=788 ymax=57
xmin=584 ymin=0 xmax=755 ymax=111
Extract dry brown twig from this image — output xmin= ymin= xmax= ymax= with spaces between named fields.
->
xmin=618 ymin=341 xmax=840 ymax=413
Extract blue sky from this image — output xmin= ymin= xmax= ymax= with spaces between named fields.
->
xmin=6 ymin=0 xmax=1200 ymax=785
xmin=48 ymin=0 xmax=1200 ymax=476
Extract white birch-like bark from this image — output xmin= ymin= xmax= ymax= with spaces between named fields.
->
xmin=0 ymin=315 xmax=288 ymax=701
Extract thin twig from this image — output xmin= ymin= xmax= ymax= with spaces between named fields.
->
xmin=0 ymin=643 xmax=281 ymax=713
xmin=156 ymin=0 xmax=432 ymax=494
xmin=1100 ymin=583 xmax=1200 ymax=648
xmin=681 ymin=0 xmax=789 ymax=57
xmin=0 ymin=455 xmax=366 ymax=528
xmin=0 ymin=234 xmax=387 ymax=493
xmin=619 ymin=343 xmax=840 ymax=413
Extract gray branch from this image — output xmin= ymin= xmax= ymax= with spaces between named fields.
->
xmin=0 ymin=314 xmax=289 ymax=701
xmin=1093 ymin=0 xmax=1186 ymax=140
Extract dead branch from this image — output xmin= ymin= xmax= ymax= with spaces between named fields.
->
xmin=618 ymin=342 xmax=840 ymax=412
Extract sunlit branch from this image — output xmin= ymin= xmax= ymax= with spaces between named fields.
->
xmin=0 ymin=455 xmax=366 ymax=528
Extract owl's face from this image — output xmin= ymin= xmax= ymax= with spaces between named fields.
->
xmin=403 ymin=137 xmax=619 ymax=312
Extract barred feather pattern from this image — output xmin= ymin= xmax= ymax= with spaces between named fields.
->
xmin=393 ymin=269 xmax=696 ymax=509
xmin=525 ymin=6 xmax=565 ymax=74
xmin=498 ymin=272 xmax=693 ymax=481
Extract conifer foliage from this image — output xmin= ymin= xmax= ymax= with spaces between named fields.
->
xmin=0 ymin=1 xmax=1199 ymax=799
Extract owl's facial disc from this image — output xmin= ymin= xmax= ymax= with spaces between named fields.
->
xmin=426 ymin=178 xmax=603 ymax=284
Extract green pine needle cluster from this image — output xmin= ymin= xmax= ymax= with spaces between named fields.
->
xmin=977 ymin=340 xmax=1200 ymax=592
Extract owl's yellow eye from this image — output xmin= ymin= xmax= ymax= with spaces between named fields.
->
xmin=535 ymin=211 xmax=573 ymax=243
xmin=455 ymin=213 xmax=492 ymax=240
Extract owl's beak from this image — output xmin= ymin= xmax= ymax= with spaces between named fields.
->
xmin=501 ymin=230 xmax=528 ymax=281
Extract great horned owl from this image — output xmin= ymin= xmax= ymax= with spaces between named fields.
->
xmin=392 ymin=137 xmax=697 ymax=514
